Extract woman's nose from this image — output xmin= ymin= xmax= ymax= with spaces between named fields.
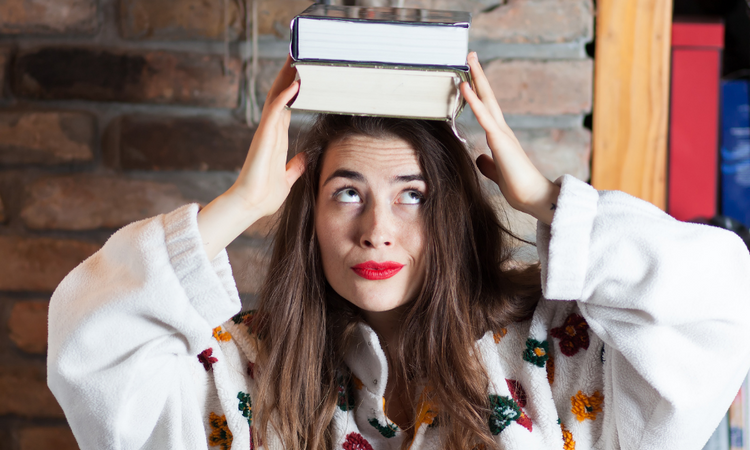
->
xmin=360 ymin=201 xmax=392 ymax=248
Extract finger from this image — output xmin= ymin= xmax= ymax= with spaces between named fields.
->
xmin=265 ymin=54 xmax=298 ymax=105
xmin=476 ymin=154 xmax=499 ymax=184
xmin=285 ymin=151 xmax=306 ymax=186
xmin=466 ymin=53 xmax=508 ymax=128
xmin=461 ymin=82 xmax=502 ymax=135
xmin=266 ymin=81 xmax=300 ymax=118
xmin=461 ymin=81 xmax=522 ymax=152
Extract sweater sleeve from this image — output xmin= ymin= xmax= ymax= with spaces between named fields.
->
xmin=47 ymin=203 xmax=242 ymax=450
xmin=536 ymin=175 xmax=750 ymax=450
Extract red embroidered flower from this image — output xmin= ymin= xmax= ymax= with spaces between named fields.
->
xmin=516 ymin=413 xmax=533 ymax=432
xmin=505 ymin=379 xmax=527 ymax=407
xmin=247 ymin=361 xmax=255 ymax=379
xmin=505 ymin=379 xmax=532 ymax=432
xmin=342 ymin=432 xmax=373 ymax=450
xmin=198 ymin=348 xmax=218 ymax=371
xmin=550 ymin=314 xmax=590 ymax=356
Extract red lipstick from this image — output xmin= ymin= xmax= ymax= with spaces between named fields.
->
xmin=351 ymin=261 xmax=404 ymax=280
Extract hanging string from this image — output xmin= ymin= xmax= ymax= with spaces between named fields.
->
xmin=245 ymin=0 xmax=261 ymax=126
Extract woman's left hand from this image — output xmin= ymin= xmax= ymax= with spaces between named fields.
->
xmin=460 ymin=52 xmax=560 ymax=225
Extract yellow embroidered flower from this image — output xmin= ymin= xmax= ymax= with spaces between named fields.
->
xmin=208 ymin=412 xmax=233 ymax=450
xmin=212 ymin=326 xmax=231 ymax=342
xmin=353 ymin=376 xmax=364 ymax=390
xmin=415 ymin=386 xmax=438 ymax=431
xmin=571 ymin=390 xmax=603 ymax=422
xmin=493 ymin=328 xmax=508 ymax=344
xmin=561 ymin=423 xmax=576 ymax=449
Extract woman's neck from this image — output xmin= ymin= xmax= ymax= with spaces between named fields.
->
xmin=361 ymin=306 xmax=406 ymax=354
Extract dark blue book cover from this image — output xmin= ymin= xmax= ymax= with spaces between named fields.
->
xmin=721 ymin=79 xmax=750 ymax=227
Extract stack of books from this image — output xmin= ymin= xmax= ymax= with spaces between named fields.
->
xmin=288 ymin=4 xmax=472 ymax=122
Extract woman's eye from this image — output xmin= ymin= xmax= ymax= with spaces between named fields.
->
xmin=397 ymin=190 xmax=424 ymax=205
xmin=334 ymin=188 xmax=362 ymax=203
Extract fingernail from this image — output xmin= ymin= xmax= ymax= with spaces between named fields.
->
xmin=470 ymin=52 xmax=478 ymax=61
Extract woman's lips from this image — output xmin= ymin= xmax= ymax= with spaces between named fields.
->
xmin=351 ymin=261 xmax=404 ymax=280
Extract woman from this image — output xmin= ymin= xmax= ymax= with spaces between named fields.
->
xmin=48 ymin=53 xmax=750 ymax=450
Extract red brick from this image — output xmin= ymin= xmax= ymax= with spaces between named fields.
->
xmin=482 ymin=59 xmax=592 ymax=115
xmin=469 ymin=0 xmax=593 ymax=43
xmin=0 ymin=236 xmax=99 ymax=292
xmin=9 ymin=300 xmax=49 ymax=354
xmin=119 ymin=0 xmax=243 ymax=40
xmin=13 ymin=48 xmax=241 ymax=108
xmin=0 ymin=366 xmax=65 ymax=418
xmin=111 ymin=115 xmax=252 ymax=171
xmin=118 ymin=0 xmax=313 ymax=41
xmin=18 ymin=426 xmax=79 ymax=450
xmin=0 ymin=111 xmax=95 ymax=165
xmin=227 ymin=244 xmax=271 ymax=294
xmin=21 ymin=175 xmax=191 ymax=230
xmin=0 ymin=0 xmax=97 ymax=35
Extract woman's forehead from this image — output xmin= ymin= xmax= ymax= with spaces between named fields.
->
xmin=321 ymin=135 xmax=420 ymax=175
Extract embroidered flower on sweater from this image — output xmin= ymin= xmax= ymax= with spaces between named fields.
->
xmin=505 ymin=380 xmax=532 ymax=432
xmin=212 ymin=326 xmax=231 ymax=342
xmin=522 ymin=338 xmax=549 ymax=367
xmin=208 ymin=412 xmax=233 ymax=450
xmin=415 ymin=386 xmax=439 ymax=432
xmin=353 ymin=376 xmax=364 ymax=390
xmin=571 ymin=390 xmax=603 ymax=422
xmin=551 ymin=314 xmax=590 ymax=356
xmin=368 ymin=417 xmax=398 ymax=438
xmin=237 ymin=391 xmax=252 ymax=426
xmin=231 ymin=310 xmax=258 ymax=334
xmin=198 ymin=348 xmax=218 ymax=371
xmin=505 ymin=379 xmax=527 ymax=407
xmin=342 ymin=432 xmax=374 ymax=450
xmin=247 ymin=361 xmax=255 ymax=379
xmin=561 ymin=423 xmax=576 ymax=450
xmin=493 ymin=328 xmax=508 ymax=344
xmin=547 ymin=353 xmax=556 ymax=385
xmin=488 ymin=395 xmax=522 ymax=435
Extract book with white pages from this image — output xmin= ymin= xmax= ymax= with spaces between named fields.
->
xmin=290 ymin=4 xmax=471 ymax=68
xmin=289 ymin=61 xmax=470 ymax=122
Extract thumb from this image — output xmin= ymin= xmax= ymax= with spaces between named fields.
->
xmin=285 ymin=152 xmax=307 ymax=186
xmin=476 ymin=153 xmax=499 ymax=185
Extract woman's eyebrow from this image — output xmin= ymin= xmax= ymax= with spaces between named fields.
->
xmin=322 ymin=169 xmax=364 ymax=187
xmin=393 ymin=174 xmax=424 ymax=183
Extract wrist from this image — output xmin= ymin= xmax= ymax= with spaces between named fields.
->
xmin=197 ymin=192 xmax=266 ymax=260
xmin=522 ymin=181 xmax=560 ymax=226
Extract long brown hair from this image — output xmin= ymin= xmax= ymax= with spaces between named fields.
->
xmin=253 ymin=115 xmax=542 ymax=450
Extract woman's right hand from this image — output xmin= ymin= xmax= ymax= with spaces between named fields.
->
xmin=197 ymin=55 xmax=306 ymax=260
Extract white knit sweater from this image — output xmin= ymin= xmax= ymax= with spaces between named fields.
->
xmin=48 ymin=175 xmax=750 ymax=450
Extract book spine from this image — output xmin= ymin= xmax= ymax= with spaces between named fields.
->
xmin=720 ymin=79 xmax=750 ymax=228
xmin=668 ymin=46 xmax=722 ymax=221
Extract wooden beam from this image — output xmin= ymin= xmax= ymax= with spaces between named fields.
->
xmin=591 ymin=0 xmax=672 ymax=210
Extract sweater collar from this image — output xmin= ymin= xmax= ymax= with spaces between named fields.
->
xmin=343 ymin=322 xmax=389 ymax=398
xmin=342 ymin=322 xmax=501 ymax=397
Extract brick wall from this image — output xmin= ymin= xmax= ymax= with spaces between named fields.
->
xmin=0 ymin=0 xmax=593 ymax=448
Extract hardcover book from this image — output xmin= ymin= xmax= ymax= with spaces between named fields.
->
xmin=290 ymin=61 xmax=469 ymax=121
xmin=290 ymin=4 xmax=471 ymax=68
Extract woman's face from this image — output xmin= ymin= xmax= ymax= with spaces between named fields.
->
xmin=315 ymin=135 xmax=427 ymax=313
